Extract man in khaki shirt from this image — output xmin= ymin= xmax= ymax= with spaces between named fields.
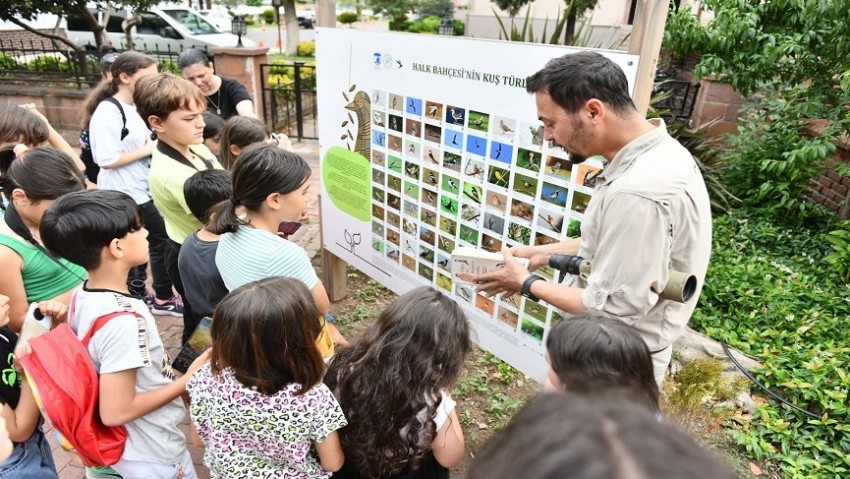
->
xmin=472 ymin=51 xmax=712 ymax=385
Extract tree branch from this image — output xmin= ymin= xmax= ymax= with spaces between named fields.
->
xmin=6 ymin=17 xmax=81 ymax=51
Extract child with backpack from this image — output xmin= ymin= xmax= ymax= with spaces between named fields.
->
xmin=39 ymin=189 xmax=209 ymax=479
xmin=324 ymin=287 xmax=470 ymax=479
xmin=0 ymin=293 xmax=62 ymax=478
xmin=187 ymin=276 xmax=346 ymax=478
xmin=83 ymin=52 xmax=182 ymax=317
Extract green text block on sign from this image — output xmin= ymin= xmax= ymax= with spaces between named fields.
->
xmin=323 ymin=146 xmax=371 ymax=222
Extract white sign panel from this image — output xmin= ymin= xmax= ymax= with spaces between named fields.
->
xmin=317 ymin=29 xmax=638 ymax=382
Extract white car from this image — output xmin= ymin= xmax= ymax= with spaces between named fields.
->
xmin=65 ymin=6 xmax=255 ymax=52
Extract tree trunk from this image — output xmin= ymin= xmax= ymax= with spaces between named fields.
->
xmin=317 ymin=0 xmax=337 ymax=28
xmin=122 ymin=13 xmax=142 ymax=51
xmin=7 ymin=18 xmax=91 ymax=79
xmin=564 ymin=9 xmax=577 ymax=45
xmin=283 ymin=0 xmax=299 ymax=56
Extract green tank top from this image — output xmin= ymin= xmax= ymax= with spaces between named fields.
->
xmin=0 ymin=233 xmax=86 ymax=302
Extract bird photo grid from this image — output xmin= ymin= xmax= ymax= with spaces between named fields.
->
xmin=318 ymin=29 xmax=637 ymax=380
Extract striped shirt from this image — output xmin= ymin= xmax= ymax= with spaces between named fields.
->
xmin=215 ymin=226 xmax=318 ymax=291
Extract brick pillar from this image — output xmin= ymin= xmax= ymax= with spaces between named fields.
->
xmin=209 ymin=46 xmax=270 ymax=120
xmin=691 ymin=77 xmax=744 ymax=138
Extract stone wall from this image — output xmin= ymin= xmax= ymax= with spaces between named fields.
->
xmin=0 ymin=84 xmax=89 ymax=131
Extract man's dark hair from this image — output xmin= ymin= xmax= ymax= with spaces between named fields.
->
xmin=41 ymin=190 xmax=143 ymax=270
xmin=184 ymin=169 xmax=232 ymax=224
xmin=526 ymin=51 xmax=636 ymax=114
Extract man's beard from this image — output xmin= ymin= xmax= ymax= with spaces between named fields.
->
xmin=568 ymin=153 xmax=587 ymax=164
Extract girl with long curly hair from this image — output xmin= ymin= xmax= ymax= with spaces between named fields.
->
xmin=325 ymin=286 xmax=471 ymax=479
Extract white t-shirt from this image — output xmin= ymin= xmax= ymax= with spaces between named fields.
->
xmin=90 ymin=98 xmax=153 ymax=205
xmin=69 ymin=284 xmax=187 ymax=465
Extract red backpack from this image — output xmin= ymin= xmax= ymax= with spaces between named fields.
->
xmin=19 ymin=313 xmax=131 ymax=467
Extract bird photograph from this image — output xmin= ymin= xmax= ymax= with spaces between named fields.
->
xmin=406 ymin=120 xmax=420 ymax=137
xmin=447 ymin=106 xmax=465 ymax=125
xmin=422 ymin=189 xmax=437 ymax=207
xmin=537 ymin=211 xmax=564 ymax=233
xmin=389 ymin=115 xmax=402 ymax=132
xmin=508 ymin=222 xmax=531 ymax=245
xmin=373 ymin=111 xmax=385 ymax=128
xmin=424 ymin=170 xmax=439 ymax=185
xmin=372 ymin=169 xmax=385 ymax=184
xmin=484 ymin=213 xmax=505 ymax=235
xmin=372 ymin=150 xmax=385 ymax=166
xmin=487 ymin=192 xmax=506 ymax=210
xmin=403 ymin=219 xmax=416 ymax=235
xmin=387 ymin=157 xmax=401 ymax=173
xmin=387 ymin=194 xmax=401 ymax=210
xmin=467 ymin=136 xmax=486 ymax=157
xmin=437 ymin=256 xmax=450 ymax=270
xmin=542 ymin=182 xmax=567 ymax=207
xmin=490 ymin=141 xmax=513 ymax=165
xmin=404 ymin=162 xmax=420 ymax=179
xmin=444 ymin=177 xmax=459 ymax=193
xmin=461 ymin=204 xmax=480 ymax=224
xmin=497 ymin=118 xmax=515 ymax=135
xmin=419 ymin=247 xmax=434 ymax=263
xmin=441 ymin=196 xmax=458 ymax=215
xmin=547 ymin=157 xmax=572 ymax=180
xmin=468 ymin=110 xmax=489 ymax=132
xmin=437 ymin=235 xmax=455 ymax=253
xmin=390 ymin=94 xmax=400 ymax=111
xmin=387 ymin=212 xmax=400 ymax=228
xmin=481 ymin=235 xmax=501 ymax=253
xmin=427 ymin=103 xmax=440 ymax=119
xmin=419 ymin=227 xmax=435 ymax=245
xmin=488 ymin=166 xmax=509 ymax=188
xmin=464 ymin=161 xmax=485 ymax=180
xmin=427 ymin=149 xmax=439 ymax=164
xmin=421 ymin=209 xmax=436 ymax=225
xmin=464 ymin=184 xmax=482 ymax=204
xmin=425 ymin=124 xmax=442 ymax=143
xmin=388 ymin=135 xmax=402 ymax=152
xmin=460 ymin=225 xmax=478 ymax=245
xmin=443 ymin=152 xmax=461 ymax=172
xmin=387 ymin=175 xmax=401 ymax=191
xmin=408 ymin=98 xmax=418 ymax=114
xmin=514 ymin=175 xmax=537 ymax=197
xmin=440 ymin=217 xmax=457 ymax=235
xmin=511 ymin=199 xmax=534 ymax=221
xmin=387 ymin=247 xmax=400 ymax=262
xmin=517 ymin=149 xmax=539 ymax=171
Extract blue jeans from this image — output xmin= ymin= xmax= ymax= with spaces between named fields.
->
xmin=0 ymin=427 xmax=58 ymax=478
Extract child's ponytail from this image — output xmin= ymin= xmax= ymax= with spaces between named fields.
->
xmin=208 ymin=143 xmax=311 ymax=235
xmin=207 ymin=197 xmax=242 ymax=235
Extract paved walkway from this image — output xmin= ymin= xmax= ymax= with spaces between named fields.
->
xmin=51 ymin=140 xmax=323 ymax=478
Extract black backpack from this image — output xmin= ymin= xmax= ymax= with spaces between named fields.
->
xmin=79 ymin=97 xmax=128 ymax=183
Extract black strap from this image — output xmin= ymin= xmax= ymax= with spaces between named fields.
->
xmin=4 ymin=203 xmax=86 ymax=281
xmin=155 ymin=141 xmax=215 ymax=172
xmin=102 ymin=96 xmax=129 ymax=140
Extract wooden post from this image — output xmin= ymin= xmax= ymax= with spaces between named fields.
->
xmin=318 ymin=195 xmax=348 ymax=302
xmin=317 ymin=0 xmax=337 ymax=28
xmin=628 ymin=0 xmax=670 ymax=116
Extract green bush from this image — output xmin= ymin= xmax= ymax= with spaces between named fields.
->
xmin=337 ymin=11 xmax=358 ymax=25
xmin=0 ymin=54 xmax=17 ymax=69
xmin=266 ymin=61 xmax=316 ymax=100
xmin=27 ymin=55 xmax=71 ymax=72
xmin=261 ymin=8 xmax=276 ymax=25
xmin=691 ymin=210 xmax=850 ymax=478
xmin=244 ymin=15 xmax=256 ymax=26
xmin=296 ymin=40 xmax=315 ymax=57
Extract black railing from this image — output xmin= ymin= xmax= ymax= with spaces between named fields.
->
xmin=653 ymin=67 xmax=701 ymax=122
xmin=0 ymin=38 xmax=198 ymax=89
xmin=260 ymin=62 xmax=317 ymax=140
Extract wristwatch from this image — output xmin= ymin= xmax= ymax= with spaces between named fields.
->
xmin=521 ymin=274 xmax=545 ymax=302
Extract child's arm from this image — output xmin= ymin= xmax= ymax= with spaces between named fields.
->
xmin=0 ymin=377 xmax=43 ymax=442
xmin=99 ymin=349 xmax=210 ymax=427
xmin=313 ymin=430 xmax=345 ymax=472
xmin=431 ymin=408 xmax=465 ymax=469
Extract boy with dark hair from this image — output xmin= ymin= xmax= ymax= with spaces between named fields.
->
xmin=178 ymin=169 xmax=231 ymax=326
xmin=134 ymin=72 xmax=223 ymax=344
xmin=40 ymin=189 xmax=208 ymax=479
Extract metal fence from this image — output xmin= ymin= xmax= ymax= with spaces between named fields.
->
xmin=260 ymin=62 xmax=317 ymax=140
xmin=0 ymin=38 xmax=191 ymax=89
xmin=652 ymin=67 xmax=701 ymax=123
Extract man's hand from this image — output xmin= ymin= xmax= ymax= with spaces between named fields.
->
xmin=469 ymin=248 xmax=531 ymax=298
xmin=510 ymin=245 xmax=550 ymax=272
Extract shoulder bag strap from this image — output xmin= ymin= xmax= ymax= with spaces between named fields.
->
xmin=102 ymin=97 xmax=129 ymax=141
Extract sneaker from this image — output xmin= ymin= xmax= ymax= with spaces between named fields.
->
xmin=151 ymin=295 xmax=184 ymax=317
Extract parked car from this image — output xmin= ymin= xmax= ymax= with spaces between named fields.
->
xmin=65 ymin=6 xmax=255 ymax=52
xmin=297 ymin=11 xmax=315 ymax=29
xmin=196 ymin=7 xmax=232 ymax=32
